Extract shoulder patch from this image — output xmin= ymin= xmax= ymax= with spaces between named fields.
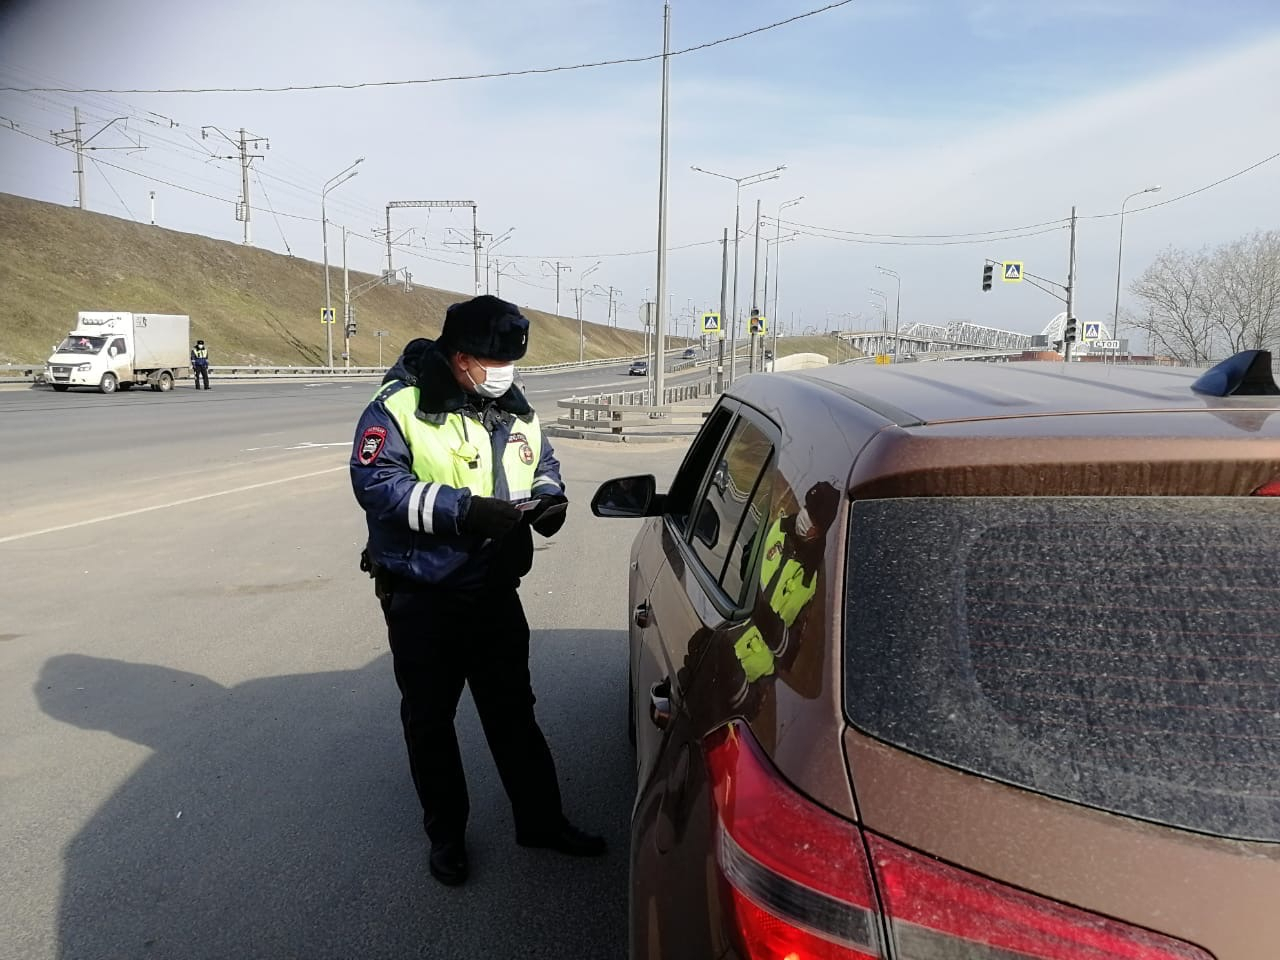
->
xmin=357 ymin=425 xmax=387 ymax=465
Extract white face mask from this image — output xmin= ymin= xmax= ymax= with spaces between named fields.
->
xmin=468 ymin=361 xmax=515 ymax=398
xmin=795 ymin=507 xmax=814 ymax=538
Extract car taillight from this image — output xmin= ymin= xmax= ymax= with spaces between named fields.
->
xmin=1253 ymin=479 xmax=1280 ymax=496
xmin=705 ymin=722 xmax=881 ymax=959
xmin=704 ymin=721 xmax=1212 ymax=960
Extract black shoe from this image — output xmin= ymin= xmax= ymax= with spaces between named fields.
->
xmin=517 ymin=820 xmax=607 ymax=857
xmin=429 ymin=841 xmax=469 ymax=886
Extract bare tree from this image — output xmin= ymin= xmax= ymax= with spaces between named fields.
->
xmin=1127 ymin=247 xmax=1217 ymax=364
xmin=1203 ymin=231 xmax=1280 ymax=353
xmin=1128 ymin=230 xmax=1280 ymax=364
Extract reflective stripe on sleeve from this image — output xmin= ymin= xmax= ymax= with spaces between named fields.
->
xmin=532 ymin=475 xmax=560 ymax=492
xmin=407 ymin=482 xmax=430 ymax=532
xmin=419 ymin=483 xmax=441 ymax=534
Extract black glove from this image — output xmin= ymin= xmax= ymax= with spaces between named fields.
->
xmin=525 ymin=494 xmax=569 ymax=538
xmin=464 ymin=496 xmax=521 ymax=539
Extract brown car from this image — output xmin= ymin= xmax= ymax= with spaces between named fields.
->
xmin=592 ymin=351 xmax=1280 ymax=960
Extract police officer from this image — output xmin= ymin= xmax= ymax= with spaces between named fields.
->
xmin=350 ymin=295 xmax=604 ymax=887
xmin=191 ymin=339 xmax=210 ymax=390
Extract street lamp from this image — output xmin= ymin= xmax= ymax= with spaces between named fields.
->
xmin=869 ymin=291 xmax=888 ymax=354
xmin=691 ymin=163 xmax=785 ymax=384
xmin=875 ymin=266 xmax=901 ymax=363
xmin=765 ymin=196 xmax=803 ymax=342
xmin=578 ymin=261 xmax=601 ymax=364
xmin=1113 ymin=185 xmax=1161 ymax=360
xmin=322 ymin=158 xmax=363 ymax=369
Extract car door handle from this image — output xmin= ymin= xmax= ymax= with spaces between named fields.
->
xmin=633 ymin=601 xmax=652 ymax=629
xmin=649 ymin=679 xmax=673 ymax=730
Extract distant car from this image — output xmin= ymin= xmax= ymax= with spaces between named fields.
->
xmin=629 ymin=359 xmax=649 ymax=376
xmin=764 ymin=349 xmax=773 ymax=360
xmin=682 ymin=348 xmax=698 ymax=359
xmin=592 ymin=350 xmax=1280 ymax=960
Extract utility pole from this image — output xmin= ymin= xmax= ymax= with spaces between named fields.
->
xmin=53 ymin=108 xmax=141 ymax=210
xmin=472 ymin=206 xmax=481 ymax=296
xmin=1064 ymin=205 xmax=1078 ymax=363
xmin=149 ymin=191 xmax=156 ymax=225
xmin=342 ymin=226 xmax=351 ymax=370
xmin=69 ymin=107 xmax=84 ymax=209
xmin=653 ymin=1 xmax=672 ymax=408
xmin=385 ymin=206 xmax=393 ymax=276
xmin=749 ymin=197 xmax=762 ymax=373
xmin=202 ymin=124 xmax=268 ymax=245
xmin=542 ymin=261 xmax=572 ymax=317
xmin=718 ymin=227 xmax=728 ymax=393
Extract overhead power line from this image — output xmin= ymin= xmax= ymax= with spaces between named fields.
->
xmin=1082 ymin=149 xmax=1280 ymax=220
xmin=760 ymin=147 xmax=1280 ymax=245
xmin=0 ymin=0 xmax=856 ymax=95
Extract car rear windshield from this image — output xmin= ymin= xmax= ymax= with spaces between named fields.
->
xmin=844 ymin=496 xmax=1280 ymax=842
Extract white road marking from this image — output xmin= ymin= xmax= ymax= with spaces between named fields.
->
xmin=0 ymin=466 xmax=347 ymax=544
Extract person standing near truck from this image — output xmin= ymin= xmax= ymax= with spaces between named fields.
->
xmin=191 ymin=339 xmax=210 ymax=390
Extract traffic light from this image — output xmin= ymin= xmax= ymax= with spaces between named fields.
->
xmin=982 ymin=264 xmax=994 ymax=292
xmin=1063 ymin=316 xmax=1078 ymax=344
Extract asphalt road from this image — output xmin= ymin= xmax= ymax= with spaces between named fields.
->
xmin=0 ymin=378 xmax=687 ymax=960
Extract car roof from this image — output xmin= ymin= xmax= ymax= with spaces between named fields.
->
xmin=734 ymin=360 xmax=1280 ymax=427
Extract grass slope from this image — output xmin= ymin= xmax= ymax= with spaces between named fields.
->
xmin=0 ymin=193 xmax=651 ymax=367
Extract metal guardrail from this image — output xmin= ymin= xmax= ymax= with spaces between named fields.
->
xmin=0 ymin=350 xmax=693 ymax=384
xmin=556 ymin=381 xmax=714 ymax=435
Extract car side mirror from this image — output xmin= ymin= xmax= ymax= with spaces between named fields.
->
xmin=591 ymin=475 xmax=665 ymax=518
xmin=108 ymin=347 xmax=118 ymax=357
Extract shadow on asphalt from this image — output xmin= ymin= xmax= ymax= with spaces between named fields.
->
xmin=37 ymin=632 xmax=632 ymax=960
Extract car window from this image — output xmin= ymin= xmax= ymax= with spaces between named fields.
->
xmin=844 ymin=496 xmax=1280 ymax=842
xmin=666 ymin=406 xmax=734 ymax=534
xmin=688 ymin=417 xmax=774 ymax=605
xmin=111 ymin=338 xmax=127 ymax=354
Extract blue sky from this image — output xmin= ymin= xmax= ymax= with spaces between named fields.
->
xmin=1 ymin=0 xmax=1277 ymax=345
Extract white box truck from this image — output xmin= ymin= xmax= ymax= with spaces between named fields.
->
xmin=45 ymin=312 xmax=191 ymax=394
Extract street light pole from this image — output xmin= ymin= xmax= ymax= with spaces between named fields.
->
xmin=869 ymin=288 xmax=889 ymax=356
xmin=875 ymin=266 xmax=901 ymax=362
xmin=691 ymin=162 xmax=785 ymax=386
xmin=1113 ymin=185 xmax=1161 ymax=362
xmin=321 ymin=158 xmax=362 ymax=370
xmin=765 ymin=197 xmax=803 ymax=344
xmin=578 ymin=262 xmax=601 ymax=364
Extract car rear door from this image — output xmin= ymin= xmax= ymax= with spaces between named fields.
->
xmin=630 ymin=401 xmax=779 ymax=959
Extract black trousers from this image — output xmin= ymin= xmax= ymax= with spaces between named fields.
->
xmin=381 ymin=584 xmax=564 ymax=845
xmin=194 ymin=365 xmax=209 ymax=389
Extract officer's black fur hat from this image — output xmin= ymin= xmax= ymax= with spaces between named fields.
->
xmin=438 ymin=295 xmax=529 ymax=362
xmin=803 ymin=481 xmax=841 ymax=534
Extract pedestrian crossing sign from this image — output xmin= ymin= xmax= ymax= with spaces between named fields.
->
xmin=321 ymin=307 xmax=336 ymax=324
xmin=701 ymin=312 xmax=722 ymax=335
xmin=750 ymin=315 xmax=768 ymax=335
xmin=1002 ymin=261 xmax=1024 ymax=282
xmin=1083 ymin=321 xmax=1102 ymax=342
